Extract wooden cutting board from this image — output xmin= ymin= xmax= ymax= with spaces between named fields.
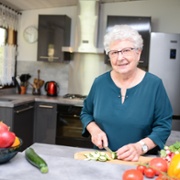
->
xmin=74 ymin=151 xmax=154 ymax=165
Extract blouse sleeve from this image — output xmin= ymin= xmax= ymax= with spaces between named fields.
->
xmin=148 ymin=80 xmax=173 ymax=149
xmin=80 ymin=80 xmax=97 ymax=137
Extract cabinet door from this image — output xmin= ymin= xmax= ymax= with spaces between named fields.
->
xmin=37 ymin=15 xmax=71 ymax=63
xmin=13 ymin=103 xmax=34 ymax=151
xmin=0 ymin=104 xmax=34 ymax=151
xmin=34 ymin=102 xmax=57 ymax=144
xmin=0 ymin=107 xmax=13 ymax=128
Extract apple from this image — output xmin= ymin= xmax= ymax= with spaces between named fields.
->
xmin=0 ymin=131 xmax=16 ymax=148
xmin=0 ymin=121 xmax=9 ymax=132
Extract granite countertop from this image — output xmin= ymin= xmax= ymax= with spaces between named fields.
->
xmin=0 ymin=143 xmax=156 ymax=180
xmin=0 ymin=94 xmax=84 ymax=107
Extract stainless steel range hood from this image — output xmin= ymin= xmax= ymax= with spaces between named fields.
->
xmin=62 ymin=0 xmax=103 ymax=54
xmin=67 ymin=0 xmax=109 ymax=96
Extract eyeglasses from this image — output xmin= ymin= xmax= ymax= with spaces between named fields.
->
xmin=108 ymin=47 xmax=137 ymax=59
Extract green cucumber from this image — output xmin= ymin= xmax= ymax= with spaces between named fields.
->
xmin=25 ymin=148 xmax=48 ymax=173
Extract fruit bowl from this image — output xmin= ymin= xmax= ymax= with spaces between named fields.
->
xmin=0 ymin=138 xmax=23 ymax=164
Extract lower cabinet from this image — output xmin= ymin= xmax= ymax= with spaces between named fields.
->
xmin=34 ymin=102 xmax=57 ymax=144
xmin=13 ymin=103 xmax=34 ymax=151
xmin=0 ymin=102 xmax=34 ymax=151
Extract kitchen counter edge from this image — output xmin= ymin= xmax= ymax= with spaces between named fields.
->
xmin=0 ymin=94 xmax=84 ymax=107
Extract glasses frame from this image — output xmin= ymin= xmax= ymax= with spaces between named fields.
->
xmin=108 ymin=47 xmax=137 ymax=59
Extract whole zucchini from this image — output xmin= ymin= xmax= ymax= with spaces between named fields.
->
xmin=25 ymin=147 xmax=48 ymax=173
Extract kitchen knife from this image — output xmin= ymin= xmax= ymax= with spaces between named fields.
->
xmin=104 ymin=146 xmax=113 ymax=153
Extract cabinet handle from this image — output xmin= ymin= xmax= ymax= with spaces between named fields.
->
xmin=139 ymin=61 xmax=144 ymax=64
xmin=39 ymin=56 xmax=59 ymax=59
xmin=15 ymin=106 xmax=34 ymax=114
xmin=73 ymin=114 xmax=80 ymax=118
xmin=39 ymin=105 xmax=54 ymax=109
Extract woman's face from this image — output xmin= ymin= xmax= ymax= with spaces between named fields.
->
xmin=109 ymin=40 xmax=141 ymax=75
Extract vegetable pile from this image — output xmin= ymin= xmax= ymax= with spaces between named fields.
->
xmin=0 ymin=121 xmax=20 ymax=148
xmin=122 ymin=156 xmax=180 ymax=180
xmin=160 ymin=142 xmax=180 ymax=162
xmin=122 ymin=142 xmax=180 ymax=180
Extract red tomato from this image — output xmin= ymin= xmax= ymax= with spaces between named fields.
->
xmin=0 ymin=131 xmax=15 ymax=148
xmin=136 ymin=165 xmax=146 ymax=174
xmin=122 ymin=169 xmax=144 ymax=180
xmin=144 ymin=167 xmax=156 ymax=178
xmin=149 ymin=157 xmax=168 ymax=175
xmin=0 ymin=121 xmax=9 ymax=132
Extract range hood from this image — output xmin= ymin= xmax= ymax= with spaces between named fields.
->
xmin=62 ymin=0 xmax=103 ymax=54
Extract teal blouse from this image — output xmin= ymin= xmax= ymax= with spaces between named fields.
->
xmin=80 ymin=71 xmax=173 ymax=152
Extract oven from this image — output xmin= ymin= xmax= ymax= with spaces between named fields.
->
xmin=56 ymin=94 xmax=93 ymax=148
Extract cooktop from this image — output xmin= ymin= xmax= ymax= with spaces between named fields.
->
xmin=63 ymin=94 xmax=87 ymax=100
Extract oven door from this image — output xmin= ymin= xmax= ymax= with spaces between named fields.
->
xmin=56 ymin=105 xmax=93 ymax=148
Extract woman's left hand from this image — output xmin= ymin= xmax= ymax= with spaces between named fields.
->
xmin=116 ymin=143 xmax=141 ymax=162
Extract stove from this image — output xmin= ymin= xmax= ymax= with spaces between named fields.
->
xmin=56 ymin=100 xmax=93 ymax=148
xmin=63 ymin=94 xmax=87 ymax=100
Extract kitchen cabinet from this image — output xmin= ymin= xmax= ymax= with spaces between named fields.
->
xmin=34 ymin=102 xmax=57 ymax=144
xmin=37 ymin=15 xmax=71 ymax=63
xmin=0 ymin=102 xmax=34 ymax=151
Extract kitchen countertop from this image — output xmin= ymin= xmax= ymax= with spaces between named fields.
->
xmin=0 ymin=94 xmax=84 ymax=107
xmin=0 ymin=143 xmax=157 ymax=180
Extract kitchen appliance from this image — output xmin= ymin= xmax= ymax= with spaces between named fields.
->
xmin=63 ymin=93 xmax=87 ymax=99
xmin=149 ymin=32 xmax=180 ymax=129
xmin=44 ymin=81 xmax=59 ymax=96
xmin=56 ymin=97 xmax=93 ymax=148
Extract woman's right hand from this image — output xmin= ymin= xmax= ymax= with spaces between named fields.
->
xmin=86 ymin=122 xmax=108 ymax=149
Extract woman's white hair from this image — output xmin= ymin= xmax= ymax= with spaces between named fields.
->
xmin=103 ymin=25 xmax=143 ymax=54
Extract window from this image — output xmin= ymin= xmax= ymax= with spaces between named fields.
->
xmin=0 ymin=4 xmax=20 ymax=88
xmin=0 ymin=28 xmax=6 ymax=45
xmin=0 ymin=27 xmax=16 ymax=87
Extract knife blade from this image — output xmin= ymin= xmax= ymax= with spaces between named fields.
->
xmin=104 ymin=146 xmax=113 ymax=153
xmin=104 ymin=146 xmax=117 ymax=159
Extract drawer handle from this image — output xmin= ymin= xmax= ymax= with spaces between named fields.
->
xmin=15 ymin=106 xmax=34 ymax=114
xmin=39 ymin=56 xmax=59 ymax=59
xmin=139 ymin=60 xmax=144 ymax=64
xmin=39 ymin=105 xmax=54 ymax=109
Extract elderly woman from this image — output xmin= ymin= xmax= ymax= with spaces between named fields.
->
xmin=80 ymin=25 xmax=172 ymax=161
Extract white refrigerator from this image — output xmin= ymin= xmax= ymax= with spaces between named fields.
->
xmin=149 ymin=32 xmax=180 ymax=120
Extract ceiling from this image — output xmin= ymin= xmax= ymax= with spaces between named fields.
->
xmin=0 ymin=0 xmax=147 ymax=12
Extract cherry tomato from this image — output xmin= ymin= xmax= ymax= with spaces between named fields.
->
xmin=149 ymin=157 xmax=168 ymax=175
xmin=122 ymin=169 xmax=144 ymax=180
xmin=136 ymin=165 xmax=146 ymax=174
xmin=144 ymin=167 xmax=156 ymax=178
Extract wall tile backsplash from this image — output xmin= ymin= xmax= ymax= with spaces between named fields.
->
xmin=17 ymin=61 xmax=69 ymax=96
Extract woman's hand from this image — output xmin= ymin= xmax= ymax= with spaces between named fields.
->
xmin=116 ymin=143 xmax=142 ymax=162
xmin=86 ymin=122 xmax=108 ymax=149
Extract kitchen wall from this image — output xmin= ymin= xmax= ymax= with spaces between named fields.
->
xmin=17 ymin=0 xmax=180 ymax=96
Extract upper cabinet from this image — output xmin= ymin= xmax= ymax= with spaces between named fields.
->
xmin=37 ymin=15 xmax=71 ymax=63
